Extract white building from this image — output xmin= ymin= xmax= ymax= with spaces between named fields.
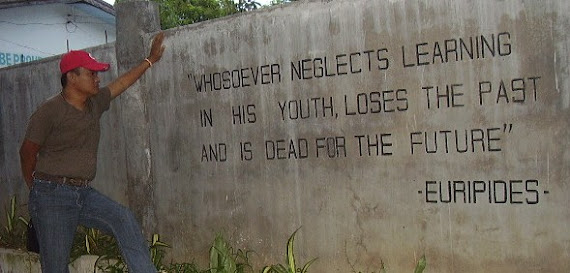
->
xmin=0 ymin=0 xmax=116 ymax=68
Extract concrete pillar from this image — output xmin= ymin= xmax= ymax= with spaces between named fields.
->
xmin=114 ymin=0 xmax=161 ymax=234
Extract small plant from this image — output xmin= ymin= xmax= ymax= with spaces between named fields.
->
xmin=414 ymin=255 xmax=426 ymax=273
xmin=209 ymin=233 xmax=254 ymax=273
xmin=0 ymin=196 xmax=29 ymax=250
xmin=151 ymin=233 xmax=172 ymax=270
xmin=70 ymin=226 xmax=171 ymax=272
xmin=70 ymin=226 xmax=122 ymax=262
xmin=69 ymin=226 xmax=125 ymax=272
xmin=261 ymin=228 xmax=317 ymax=273
xmin=93 ymin=233 xmax=171 ymax=272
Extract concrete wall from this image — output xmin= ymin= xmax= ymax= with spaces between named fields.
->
xmin=1 ymin=0 xmax=569 ymax=272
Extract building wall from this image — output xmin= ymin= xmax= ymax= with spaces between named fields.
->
xmin=1 ymin=0 xmax=569 ymax=272
xmin=0 ymin=3 xmax=116 ymax=68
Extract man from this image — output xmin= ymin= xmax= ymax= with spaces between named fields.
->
xmin=19 ymin=32 xmax=165 ymax=273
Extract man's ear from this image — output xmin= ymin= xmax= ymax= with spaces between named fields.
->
xmin=66 ymin=70 xmax=77 ymax=83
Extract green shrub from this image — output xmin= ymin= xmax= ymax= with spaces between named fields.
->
xmin=71 ymin=229 xmax=171 ymax=272
xmin=209 ymin=233 xmax=254 ymax=273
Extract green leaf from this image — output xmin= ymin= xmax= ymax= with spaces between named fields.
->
xmin=6 ymin=211 xmax=12 ymax=232
xmin=273 ymin=264 xmax=289 ymax=273
xmin=85 ymin=234 xmax=91 ymax=254
xmin=209 ymin=233 xmax=238 ymax=273
xmin=18 ymin=216 xmax=29 ymax=226
xmin=300 ymin=257 xmax=318 ymax=273
xmin=414 ymin=255 xmax=426 ymax=273
xmin=10 ymin=196 xmax=16 ymax=218
xmin=286 ymin=228 xmax=300 ymax=273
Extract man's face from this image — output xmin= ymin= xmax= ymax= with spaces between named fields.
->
xmin=70 ymin=67 xmax=100 ymax=95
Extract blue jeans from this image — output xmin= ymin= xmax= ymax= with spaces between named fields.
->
xmin=28 ymin=179 xmax=156 ymax=273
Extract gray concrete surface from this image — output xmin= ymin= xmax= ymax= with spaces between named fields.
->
xmin=1 ymin=0 xmax=569 ymax=272
xmin=115 ymin=0 xmax=162 ymax=238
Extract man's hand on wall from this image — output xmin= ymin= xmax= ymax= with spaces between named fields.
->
xmin=147 ymin=32 xmax=165 ymax=65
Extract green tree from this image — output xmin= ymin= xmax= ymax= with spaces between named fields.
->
xmin=155 ymin=0 xmax=239 ymax=29
xmin=269 ymin=0 xmax=297 ymax=5
xmin=115 ymin=0 xmax=241 ymax=29
xmin=236 ymin=0 xmax=261 ymax=12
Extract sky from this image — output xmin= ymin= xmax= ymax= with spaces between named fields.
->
xmin=102 ymin=0 xmax=274 ymax=7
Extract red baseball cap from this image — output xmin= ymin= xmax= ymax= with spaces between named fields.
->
xmin=59 ymin=50 xmax=110 ymax=74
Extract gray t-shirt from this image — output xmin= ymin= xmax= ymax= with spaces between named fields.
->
xmin=25 ymin=88 xmax=111 ymax=180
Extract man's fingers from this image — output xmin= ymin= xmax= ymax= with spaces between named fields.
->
xmin=149 ymin=32 xmax=166 ymax=62
xmin=153 ymin=32 xmax=165 ymax=48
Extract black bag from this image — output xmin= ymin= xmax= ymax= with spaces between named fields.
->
xmin=27 ymin=220 xmax=40 ymax=253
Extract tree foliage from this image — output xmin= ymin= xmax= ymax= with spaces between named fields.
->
xmin=269 ymin=0 xmax=297 ymax=5
xmin=155 ymin=0 xmax=239 ymax=29
xmin=115 ymin=0 xmax=269 ymax=29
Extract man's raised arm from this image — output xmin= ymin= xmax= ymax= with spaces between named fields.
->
xmin=107 ymin=32 xmax=166 ymax=99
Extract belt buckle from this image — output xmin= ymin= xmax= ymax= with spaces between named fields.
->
xmin=62 ymin=177 xmax=88 ymax=187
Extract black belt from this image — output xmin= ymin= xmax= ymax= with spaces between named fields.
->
xmin=34 ymin=172 xmax=91 ymax=187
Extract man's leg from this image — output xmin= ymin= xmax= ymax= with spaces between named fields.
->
xmin=28 ymin=180 xmax=81 ymax=273
xmin=79 ymin=187 xmax=156 ymax=273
